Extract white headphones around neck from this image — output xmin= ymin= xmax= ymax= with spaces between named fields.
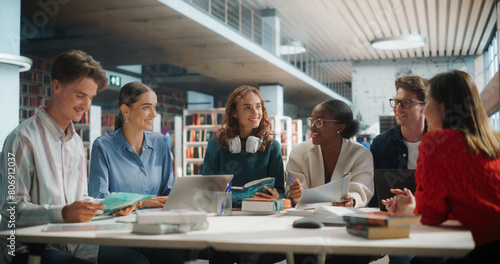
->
xmin=228 ymin=136 xmax=262 ymax=154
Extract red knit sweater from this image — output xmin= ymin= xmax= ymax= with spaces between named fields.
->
xmin=415 ymin=129 xmax=500 ymax=246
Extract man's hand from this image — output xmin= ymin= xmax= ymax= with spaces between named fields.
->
xmin=62 ymin=201 xmax=105 ymax=223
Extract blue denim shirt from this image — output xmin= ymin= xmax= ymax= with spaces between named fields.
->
xmin=89 ymin=128 xmax=175 ymax=198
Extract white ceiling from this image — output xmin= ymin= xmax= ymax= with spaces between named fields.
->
xmin=242 ymin=0 xmax=497 ymax=82
xmin=20 ymin=0 xmax=497 ymax=107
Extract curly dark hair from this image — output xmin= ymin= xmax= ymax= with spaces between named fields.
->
xmin=217 ymin=85 xmax=274 ymax=152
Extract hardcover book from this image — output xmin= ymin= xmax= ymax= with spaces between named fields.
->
xmin=100 ymin=192 xmax=154 ymax=215
xmin=346 ymin=224 xmax=411 ymax=239
xmin=135 ymin=209 xmax=208 ymax=225
xmin=241 ymin=198 xmax=291 ymax=212
xmin=132 ymin=222 xmax=209 ymax=234
xmin=342 ymin=212 xmax=421 ymax=227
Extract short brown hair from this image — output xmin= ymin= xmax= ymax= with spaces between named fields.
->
xmin=395 ymin=76 xmax=428 ymax=101
xmin=51 ymin=50 xmax=108 ymax=91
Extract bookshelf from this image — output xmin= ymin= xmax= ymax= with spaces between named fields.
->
xmin=182 ymin=108 xmax=225 ymax=176
xmin=101 ymin=110 xmax=118 ymax=134
xmin=19 ymin=56 xmax=52 ymax=122
xmin=74 ymin=105 xmax=102 ymax=166
xmin=270 ymin=115 xmax=292 ymax=163
xmin=291 ymin=119 xmax=303 ymax=147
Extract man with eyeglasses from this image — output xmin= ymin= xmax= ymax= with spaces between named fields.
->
xmin=369 ymin=76 xmax=427 ymax=207
xmin=368 ymin=76 xmax=427 ymax=264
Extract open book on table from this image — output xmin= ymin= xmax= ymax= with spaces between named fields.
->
xmin=100 ymin=192 xmax=154 ymax=215
xmin=231 ymin=177 xmax=275 ymax=207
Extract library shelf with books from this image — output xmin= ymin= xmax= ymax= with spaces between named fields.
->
xmin=182 ymin=108 xmax=225 ymax=176
xmin=19 ymin=55 xmax=52 ymax=123
xmin=291 ymin=119 xmax=303 ymax=147
xmin=270 ymin=115 xmax=292 ymax=163
xmin=74 ymin=105 xmax=102 ymax=169
xmin=101 ymin=110 xmax=119 ymax=135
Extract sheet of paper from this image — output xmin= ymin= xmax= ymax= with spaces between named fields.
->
xmin=296 ymin=172 xmax=350 ymax=209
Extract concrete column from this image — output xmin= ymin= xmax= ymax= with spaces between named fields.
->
xmin=0 ymin=0 xmax=32 ymax=148
xmin=261 ymin=9 xmax=280 ymax=56
xmin=259 ymin=84 xmax=283 ymax=116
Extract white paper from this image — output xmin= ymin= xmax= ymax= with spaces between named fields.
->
xmin=296 ymin=172 xmax=350 ymax=209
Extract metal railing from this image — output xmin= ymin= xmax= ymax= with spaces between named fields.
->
xmin=185 ymin=0 xmax=351 ymax=100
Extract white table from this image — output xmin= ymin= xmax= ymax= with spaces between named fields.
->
xmin=0 ymin=213 xmax=474 ymax=264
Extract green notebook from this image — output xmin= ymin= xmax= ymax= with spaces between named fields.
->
xmin=100 ymin=192 xmax=154 ymax=215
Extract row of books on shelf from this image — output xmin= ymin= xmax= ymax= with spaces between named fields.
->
xmin=30 ymin=57 xmax=52 ymax=71
xmin=292 ymin=122 xmax=300 ymax=133
xmin=102 ymin=114 xmax=116 ymax=127
xmin=20 ymin=96 xmax=48 ymax=108
xmin=154 ymin=87 xmax=187 ymax=99
xmin=76 ymin=111 xmax=90 ymax=124
xmin=20 ymin=84 xmax=51 ymax=96
xmin=19 ymin=109 xmax=35 ymax=119
xmin=20 ymin=71 xmax=51 ymax=84
xmin=281 ymin=146 xmax=288 ymax=157
xmin=186 ymin=146 xmax=206 ymax=159
xmin=75 ymin=128 xmax=90 ymax=142
xmin=186 ymin=113 xmax=224 ymax=126
xmin=343 ymin=212 xmax=421 ymax=240
xmin=186 ymin=130 xmax=215 ymax=142
xmin=157 ymin=104 xmax=183 ymax=114
xmin=157 ymin=97 xmax=185 ymax=107
xmin=186 ymin=163 xmax=203 ymax=176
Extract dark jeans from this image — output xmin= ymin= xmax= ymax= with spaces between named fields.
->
xmin=294 ymin=254 xmax=372 ymax=264
xmin=12 ymin=246 xmax=183 ymax=264
xmin=208 ymin=249 xmax=285 ymax=264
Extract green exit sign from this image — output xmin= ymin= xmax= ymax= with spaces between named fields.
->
xmin=110 ymin=75 xmax=121 ymax=87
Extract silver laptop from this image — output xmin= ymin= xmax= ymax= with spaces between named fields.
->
xmin=164 ymin=175 xmax=233 ymax=213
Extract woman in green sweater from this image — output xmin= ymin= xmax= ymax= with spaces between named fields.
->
xmin=202 ymin=85 xmax=285 ymax=198
xmin=203 ymin=85 xmax=285 ymax=264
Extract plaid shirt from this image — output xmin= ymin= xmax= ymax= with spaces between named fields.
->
xmin=0 ymin=107 xmax=97 ymax=263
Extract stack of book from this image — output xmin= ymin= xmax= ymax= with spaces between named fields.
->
xmin=343 ymin=212 xmax=421 ymax=239
xmin=133 ymin=209 xmax=209 ymax=234
xmin=241 ymin=197 xmax=292 ymax=212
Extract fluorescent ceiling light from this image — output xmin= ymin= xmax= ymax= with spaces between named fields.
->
xmin=280 ymin=41 xmax=306 ymax=55
xmin=0 ymin=53 xmax=33 ymax=72
xmin=371 ymin=35 xmax=426 ymax=50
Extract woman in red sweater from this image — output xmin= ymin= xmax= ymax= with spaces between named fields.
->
xmin=383 ymin=70 xmax=500 ymax=264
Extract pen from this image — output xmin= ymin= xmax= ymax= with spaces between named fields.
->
xmin=288 ymin=178 xmax=294 ymax=183
xmin=220 ymin=183 xmax=232 ymax=215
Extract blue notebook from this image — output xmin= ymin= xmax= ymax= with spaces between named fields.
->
xmin=100 ymin=192 xmax=154 ymax=215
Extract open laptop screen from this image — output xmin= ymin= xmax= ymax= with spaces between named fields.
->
xmin=163 ymin=175 xmax=233 ymax=213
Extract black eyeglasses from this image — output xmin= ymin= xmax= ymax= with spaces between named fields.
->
xmin=307 ymin=117 xmax=339 ymax=128
xmin=389 ymin=99 xmax=425 ymax=109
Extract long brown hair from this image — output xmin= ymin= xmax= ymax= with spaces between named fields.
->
xmin=217 ymin=85 xmax=274 ymax=151
xmin=429 ymin=70 xmax=500 ymax=159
